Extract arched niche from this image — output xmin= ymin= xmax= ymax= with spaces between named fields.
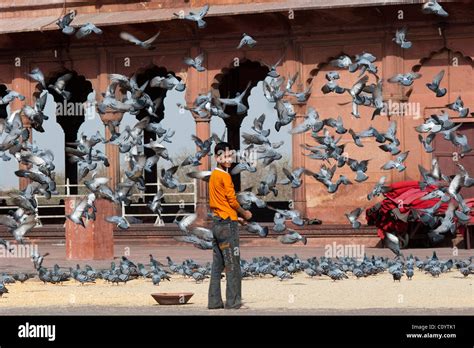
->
xmin=37 ymin=69 xmax=94 ymax=194
xmin=211 ymin=58 xmax=269 ymax=192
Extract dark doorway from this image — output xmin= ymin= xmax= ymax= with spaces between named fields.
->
xmin=213 ymin=59 xmax=269 ymax=192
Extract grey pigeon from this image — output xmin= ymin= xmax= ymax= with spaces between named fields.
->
xmin=219 ymin=81 xmax=251 ymax=115
xmin=279 ymin=167 xmax=305 ymax=188
xmin=277 ymin=230 xmax=307 ymax=245
xmin=261 ymin=56 xmax=283 ymax=78
xmin=345 ymin=207 xmax=363 ymax=229
xmin=105 ymin=216 xmax=130 ymax=230
xmin=184 ymin=53 xmax=206 ymax=72
xmin=246 ymin=222 xmax=269 ymax=238
xmin=392 ymin=27 xmax=412 ymax=49
xmin=173 ymin=4 xmax=210 ymax=29
xmin=119 ymin=31 xmax=160 ymax=50
xmin=26 ymin=67 xmax=46 ymax=89
xmin=347 ymin=158 xmax=369 ymax=182
xmin=48 ymin=73 xmax=72 ymax=100
xmin=56 ymin=10 xmax=76 ymax=35
xmin=237 ymin=33 xmax=257 ymax=49
xmin=381 ymin=151 xmax=409 ymax=172
xmin=426 ymin=70 xmax=447 ymax=97
xmin=388 ymin=72 xmax=420 ymax=86
xmin=422 ymin=0 xmax=448 ymax=17
xmin=331 ymin=55 xmax=352 ymax=69
xmin=0 ymin=282 xmax=8 ymax=297
xmin=446 ymin=96 xmax=469 ymax=118
xmin=273 ymin=212 xmax=287 ymax=233
xmin=76 ymin=23 xmax=103 ymax=39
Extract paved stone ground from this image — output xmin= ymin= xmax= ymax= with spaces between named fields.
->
xmin=0 ymin=241 xmax=472 ymax=316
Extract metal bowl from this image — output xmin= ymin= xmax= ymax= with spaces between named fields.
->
xmin=151 ymin=292 xmax=194 ymax=305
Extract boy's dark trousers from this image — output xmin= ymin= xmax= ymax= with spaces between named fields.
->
xmin=208 ymin=216 xmax=242 ymax=309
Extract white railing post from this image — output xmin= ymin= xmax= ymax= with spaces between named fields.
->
xmin=66 ymin=178 xmax=70 ymax=196
xmin=193 ymin=178 xmax=197 ymax=212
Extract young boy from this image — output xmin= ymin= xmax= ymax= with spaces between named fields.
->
xmin=208 ymin=142 xmax=252 ymax=310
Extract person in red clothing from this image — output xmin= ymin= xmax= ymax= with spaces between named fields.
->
xmin=208 ymin=142 xmax=252 ymax=310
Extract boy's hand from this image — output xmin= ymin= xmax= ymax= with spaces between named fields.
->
xmin=242 ymin=210 xmax=252 ymax=221
xmin=237 ymin=217 xmax=248 ymax=226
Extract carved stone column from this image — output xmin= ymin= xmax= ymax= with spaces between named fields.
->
xmin=194 ymin=116 xmax=211 ymax=224
xmin=291 ymin=103 xmax=307 ymax=217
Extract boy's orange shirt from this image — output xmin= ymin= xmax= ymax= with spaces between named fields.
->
xmin=209 ymin=167 xmax=241 ymax=221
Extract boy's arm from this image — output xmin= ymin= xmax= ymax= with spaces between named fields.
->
xmin=222 ymin=173 xmax=241 ymax=211
xmin=224 ymin=175 xmax=252 ymax=220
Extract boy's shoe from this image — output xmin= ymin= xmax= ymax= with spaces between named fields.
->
xmin=226 ymin=303 xmax=249 ymax=310
xmin=208 ymin=304 xmax=225 ymax=309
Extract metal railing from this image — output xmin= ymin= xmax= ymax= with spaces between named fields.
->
xmin=120 ymin=179 xmax=197 ymax=226
xmin=0 ymin=177 xmax=198 ymax=227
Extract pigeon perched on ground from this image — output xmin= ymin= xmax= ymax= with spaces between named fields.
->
xmin=328 ymin=268 xmax=348 ymax=281
xmin=0 ymin=282 xmax=8 ymax=297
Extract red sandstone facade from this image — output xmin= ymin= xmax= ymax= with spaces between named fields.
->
xmin=0 ymin=0 xmax=473 ymax=225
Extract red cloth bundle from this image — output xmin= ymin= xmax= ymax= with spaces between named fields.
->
xmin=366 ymin=180 xmax=474 ymax=239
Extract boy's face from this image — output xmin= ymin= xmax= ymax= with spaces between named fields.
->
xmin=216 ymin=148 xmax=233 ymax=169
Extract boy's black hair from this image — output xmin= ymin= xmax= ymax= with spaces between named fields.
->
xmin=214 ymin=142 xmax=232 ymax=156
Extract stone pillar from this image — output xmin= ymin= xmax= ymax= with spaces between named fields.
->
xmin=292 ymin=103 xmax=307 ymax=217
xmin=382 ymin=31 xmax=405 ymax=183
xmin=188 ymin=45 xmax=211 ymax=224
xmin=11 ymin=63 xmax=30 ymax=190
xmin=194 ymin=117 xmax=211 ymax=224
xmin=286 ymin=40 xmax=307 ymax=217
xmin=101 ymin=114 xmax=122 ymax=219
xmin=98 ymin=48 xmax=121 ymax=191
xmin=65 ymin=198 xmax=115 ymax=260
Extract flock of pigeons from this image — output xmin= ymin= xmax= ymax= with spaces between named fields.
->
xmin=0 ymin=250 xmax=472 ymax=298
xmin=0 ymin=0 xmax=471 ymax=259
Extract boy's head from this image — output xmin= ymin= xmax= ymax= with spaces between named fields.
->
xmin=214 ymin=142 xmax=234 ymax=169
